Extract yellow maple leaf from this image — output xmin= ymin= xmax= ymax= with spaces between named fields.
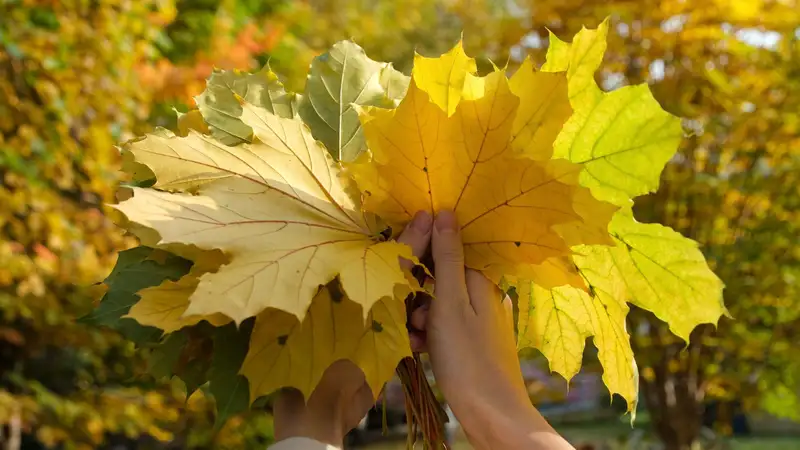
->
xmin=412 ymin=40 xmax=477 ymax=116
xmin=176 ymin=109 xmax=210 ymax=137
xmin=241 ymin=282 xmax=410 ymax=401
xmin=517 ymin=242 xmax=640 ymax=414
xmin=349 ymin=59 xmax=615 ymax=280
xmin=115 ymin=102 xmax=418 ymax=324
xmin=508 ymin=58 xmax=573 ymax=161
xmin=126 ymin=249 xmax=231 ymax=333
xmin=126 ymin=275 xmax=231 ymax=333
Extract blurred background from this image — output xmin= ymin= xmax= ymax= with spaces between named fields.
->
xmin=1 ymin=0 xmax=799 ymax=449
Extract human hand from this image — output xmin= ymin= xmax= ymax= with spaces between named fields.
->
xmin=274 ymin=360 xmax=371 ymax=446
xmin=273 ymin=211 xmax=434 ymax=447
xmin=409 ymin=210 xmax=574 ymax=450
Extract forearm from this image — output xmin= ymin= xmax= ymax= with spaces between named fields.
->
xmin=462 ymin=399 xmax=574 ymax=450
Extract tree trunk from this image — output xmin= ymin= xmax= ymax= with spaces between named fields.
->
xmin=639 ymin=360 xmax=704 ymax=450
xmin=630 ymin=309 xmax=711 ymax=450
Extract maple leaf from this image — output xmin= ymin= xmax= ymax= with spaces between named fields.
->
xmin=299 ymin=41 xmax=409 ymax=162
xmin=241 ymin=281 xmax=410 ymax=401
xmin=176 ymin=109 xmax=210 ymax=137
xmin=193 ymin=42 xmax=408 ymax=162
xmin=508 ymin=58 xmax=574 ymax=161
xmin=542 ymin=20 xmax=684 ymax=207
xmin=115 ymin=101 xmax=418 ymax=324
xmin=412 ymin=41 xmax=476 ymax=116
xmin=519 ymin=212 xmax=726 ymax=413
xmin=209 ymin=323 xmax=251 ymax=427
xmin=125 ymin=249 xmax=231 ymax=333
xmin=602 ymin=212 xmax=728 ymax=340
xmin=514 ymin=23 xmax=726 ymax=414
xmin=348 ymin=43 xmax=616 ymax=281
xmin=517 ymin=247 xmax=639 ymax=414
xmin=195 ymin=66 xmax=300 ymax=146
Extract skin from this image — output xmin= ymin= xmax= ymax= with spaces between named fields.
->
xmin=275 ymin=210 xmax=574 ymax=450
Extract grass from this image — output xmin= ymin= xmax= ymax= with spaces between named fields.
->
xmin=728 ymin=436 xmax=800 ymax=450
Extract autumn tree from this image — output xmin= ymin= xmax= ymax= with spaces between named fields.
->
xmin=0 ymin=1 xmax=274 ymax=448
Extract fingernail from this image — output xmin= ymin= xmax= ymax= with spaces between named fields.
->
xmin=435 ymin=210 xmax=458 ymax=232
xmin=410 ymin=210 xmax=433 ymax=233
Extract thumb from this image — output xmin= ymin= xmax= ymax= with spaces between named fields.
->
xmin=432 ymin=210 xmax=467 ymax=298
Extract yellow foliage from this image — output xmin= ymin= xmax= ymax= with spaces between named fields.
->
xmin=350 ymin=43 xmax=615 ymax=285
xmin=241 ymin=284 xmax=410 ymax=401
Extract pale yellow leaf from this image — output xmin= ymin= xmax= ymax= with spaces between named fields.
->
xmin=126 ymin=248 xmax=231 ymax=333
xmin=115 ymin=104 xmax=416 ymax=323
xmin=126 ymin=276 xmax=231 ymax=333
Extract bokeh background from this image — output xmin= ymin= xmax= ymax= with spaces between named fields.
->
xmin=1 ymin=0 xmax=799 ymax=449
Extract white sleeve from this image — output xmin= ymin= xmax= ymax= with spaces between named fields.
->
xmin=266 ymin=437 xmax=341 ymax=450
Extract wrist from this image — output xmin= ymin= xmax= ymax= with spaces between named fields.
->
xmin=274 ymin=390 xmax=346 ymax=447
xmin=274 ymin=412 xmax=345 ymax=447
xmin=460 ymin=392 xmax=572 ymax=450
xmin=462 ymin=397 xmax=539 ymax=449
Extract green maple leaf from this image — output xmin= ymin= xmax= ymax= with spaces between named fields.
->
xmin=148 ymin=331 xmax=188 ymax=379
xmin=195 ymin=66 xmax=300 ymax=146
xmin=179 ymin=357 xmax=211 ymax=399
xmin=209 ymin=322 xmax=252 ymax=428
xmin=298 ymin=40 xmax=409 ymax=162
xmin=543 ymin=20 xmax=684 ymax=207
xmin=82 ymin=247 xmax=191 ymax=328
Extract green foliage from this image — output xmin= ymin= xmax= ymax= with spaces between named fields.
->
xmin=157 ymin=0 xmax=224 ymax=62
xmin=209 ymin=323 xmax=253 ymax=427
xmin=0 ymin=1 xmax=276 ymax=447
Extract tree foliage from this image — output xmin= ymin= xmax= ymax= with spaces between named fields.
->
xmin=0 ymin=1 xmax=274 ymax=448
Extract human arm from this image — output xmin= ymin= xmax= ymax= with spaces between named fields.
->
xmin=409 ymin=210 xmax=575 ymax=450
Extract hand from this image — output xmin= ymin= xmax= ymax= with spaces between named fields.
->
xmin=273 ymin=211 xmax=434 ymax=447
xmin=409 ymin=210 xmax=574 ymax=450
xmin=274 ymin=360 xmax=372 ymax=446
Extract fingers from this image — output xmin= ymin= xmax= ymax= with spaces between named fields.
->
xmin=396 ymin=210 xmax=432 ymax=271
xmin=409 ymin=301 xmax=429 ymax=352
xmin=399 ymin=211 xmax=432 ymax=352
xmin=465 ymin=269 xmax=503 ymax=314
xmin=410 ymin=331 xmax=427 ymax=352
xmin=501 ymin=294 xmax=514 ymax=334
xmin=410 ymin=302 xmax=429 ymax=330
xmin=432 ymin=210 xmax=468 ymax=299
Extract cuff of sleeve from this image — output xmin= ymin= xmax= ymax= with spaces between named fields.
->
xmin=267 ymin=437 xmax=341 ymax=450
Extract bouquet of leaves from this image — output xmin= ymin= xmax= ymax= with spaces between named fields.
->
xmin=85 ymin=20 xmax=726 ymax=448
